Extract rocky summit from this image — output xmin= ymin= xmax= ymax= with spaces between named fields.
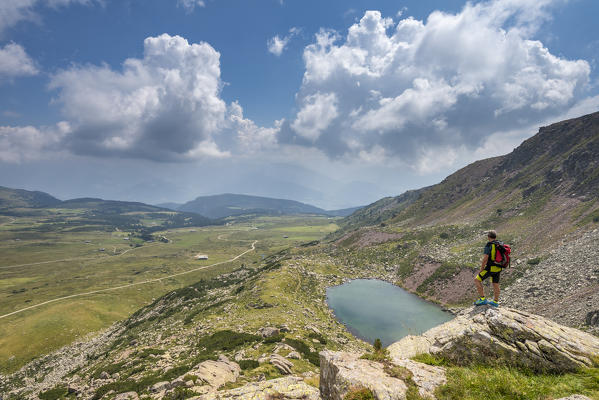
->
xmin=388 ymin=306 xmax=599 ymax=373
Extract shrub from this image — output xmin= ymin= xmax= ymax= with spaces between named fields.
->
xmin=284 ymin=338 xmax=320 ymax=366
xmin=411 ymin=353 xmax=449 ymax=366
xmin=198 ymin=330 xmax=261 ymax=352
xmin=263 ymin=333 xmax=285 ymax=344
xmin=308 ymin=332 xmax=327 ymax=344
xmin=373 ymin=338 xmax=382 ymax=352
xmin=38 ymin=386 xmax=68 ymax=400
xmin=344 ymin=387 xmax=375 ymax=400
xmin=527 ymin=257 xmax=541 ymax=265
xmin=239 ymin=359 xmax=260 ymax=370
xmin=594 ymin=216 xmax=599 ymax=223
xmin=439 ymin=232 xmax=450 ymax=239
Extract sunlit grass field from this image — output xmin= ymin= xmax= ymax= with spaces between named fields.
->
xmin=0 ymin=212 xmax=338 ymax=373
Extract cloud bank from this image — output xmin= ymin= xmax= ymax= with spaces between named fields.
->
xmin=1 ymin=0 xmax=596 ymax=173
xmin=282 ymin=0 xmax=591 ymax=170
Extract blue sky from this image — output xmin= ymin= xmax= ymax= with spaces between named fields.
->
xmin=1 ymin=0 xmax=599 ymax=209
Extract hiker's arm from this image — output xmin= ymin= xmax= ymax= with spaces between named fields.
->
xmin=480 ymin=254 xmax=488 ymax=271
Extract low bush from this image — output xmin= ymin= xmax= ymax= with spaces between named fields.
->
xmin=197 ymin=330 xmax=261 ymax=352
xmin=38 ymin=386 xmax=68 ymax=400
xmin=239 ymin=359 xmax=260 ymax=370
xmin=344 ymin=387 xmax=375 ymax=400
xmin=527 ymin=257 xmax=541 ymax=265
xmin=284 ymin=338 xmax=320 ymax=366
xmin=263 ymin=333 xmax=285 ymax=344
xmin=308 ymin=332 xmax=327 ymax=344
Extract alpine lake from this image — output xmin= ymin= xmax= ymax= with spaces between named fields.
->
xmin=326 ymin=279 xmax=454 ymax=347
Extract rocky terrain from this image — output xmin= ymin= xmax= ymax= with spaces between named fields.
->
xmin=502 ymin=228 xmax=599 ymax=333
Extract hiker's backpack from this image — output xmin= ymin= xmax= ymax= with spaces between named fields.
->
xmin=491 ymin=240 xmax=511 ymax=268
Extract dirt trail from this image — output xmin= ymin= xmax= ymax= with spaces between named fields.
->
xmin=0 ymin=240 xmax=257 ymax=320
xmin=0 ymin=242 xmax=162 ymax=270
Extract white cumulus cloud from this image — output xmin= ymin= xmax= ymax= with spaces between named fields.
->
xmin=45 ymin=33 xmax=280 ymax=162
xmin=0 ymin=42 xmax=38 ymax=80
xmin=0 ymin=0 xmax=94 ymax=35
xmin=282 ymin=0 xmax=591 ymax=168
xmin=0 ymin=122 xmax=71 ymax=163
xmin=49 ymin=34 xmax=228 ymax=161
xmin=291 ymin=92 xmax=339 ymax=141
xmin=267 ymin=27 xmax=300 ymax=56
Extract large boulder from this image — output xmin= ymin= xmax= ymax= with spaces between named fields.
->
xmin=319 ymin=351 xmax=445 ymax=400
xmin=319 ymin=351 xmax=408 ymax=400
xmin=388 ymin=306 xmax=599 ymax=373
xmin=195 ymin=376 xmax=321 ymax=399
xmin=185 ymin=356 xmax=241 ymax=389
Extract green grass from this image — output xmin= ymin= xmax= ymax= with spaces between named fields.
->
xmin=413 ymin=354 xmax=599 ymax=399
xmin=437 ymin=365 xmax=599 ymax=400
xmin=0 ymin=213 xmax=338 ymax=373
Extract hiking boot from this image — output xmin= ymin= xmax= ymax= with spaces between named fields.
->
xmin=487 ymin=300 xmax=499 ymax=307
xmin=474 ymin=297 xmax=487 ymax=306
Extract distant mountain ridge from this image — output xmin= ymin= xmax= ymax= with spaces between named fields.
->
xmin=177 ymin=193 xmax=361 ymax=219
xmin=0 ymin=186 xmax=62 ymax=210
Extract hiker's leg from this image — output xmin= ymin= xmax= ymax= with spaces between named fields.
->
xmin=492 ymin=283 xmax=500 ymax=302
xmin=474 ymin=275 xmax=485 ymax=298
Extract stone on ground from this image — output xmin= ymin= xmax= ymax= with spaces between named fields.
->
xmin=194 ymin=376 xmax=321 ymax=399
xmin=319 ymin=351 xmax=408 ymax=400
xmin=388 ymin=306 xmax=599 ymax=373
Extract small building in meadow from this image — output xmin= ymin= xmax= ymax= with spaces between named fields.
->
xmin=195 ymin=254 xmax=209 ymax=260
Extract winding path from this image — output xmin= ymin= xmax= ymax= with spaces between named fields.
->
xmin=0 ymin=242 xmax=162 ymax=270
xmin=0 ymin=240 xmax=257 ymax=320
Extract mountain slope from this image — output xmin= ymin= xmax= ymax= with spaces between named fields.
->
xmin=178 ymin=193 xmax=328 ymax=219
xmin=0 ymin=186 xmax=62 ymax=210
xmin=60 ymin=198 xmax=168 ymax=214
xmin=341 ymin=111 xmax=599 ymax=236
xmin=327 ymin=111 xmax=599 ymax=317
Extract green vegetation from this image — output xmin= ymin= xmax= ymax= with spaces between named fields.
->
xmin=413 ymin=353 xmax=599 ymax=399
xmin=527 ymin=257 xmax=541 ymax=265
xmin=0 ymin=212 xmax=338 ymax=373
xmin=38 ymin=386 xmax=70 ymax=400
xmin=436 ymin=365 xmax=599 ymax=400
xmin=197 ymin=330 xmax=262 ymax=352
xmin=238 ymin=359 xmax=260 ymax=370
xmin=284 ymin=338 xmax=321 ymax=366
xmin=360 ymin=339 xmax=390 ymax=363
xmin=344 ymin=387 xmax=375 ymax=400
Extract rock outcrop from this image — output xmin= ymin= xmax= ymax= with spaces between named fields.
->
xmin=388 ymin=306 xmax=599 ymax=373
xmin=195 ymin=376 xmax=321 ymax=399
xmin=319 ymin=351 xmax=408 ymax=400
xmin=184 ymin=356 xmax=241 ymax=389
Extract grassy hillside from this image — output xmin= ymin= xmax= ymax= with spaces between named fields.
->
xmin=0 ymin=212 xmax=339 ymax=374
xmin=178 ymin=193 xmax=327 ymax=218
xmin=0 ymin=187 xmax=61 ymax=210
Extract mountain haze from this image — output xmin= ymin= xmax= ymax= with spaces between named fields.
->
xmin=178 ymin=193 xmax=359 ymax=219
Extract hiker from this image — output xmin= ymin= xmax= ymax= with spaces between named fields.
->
xmin=474 ymin=230 xmax=503 ymax=307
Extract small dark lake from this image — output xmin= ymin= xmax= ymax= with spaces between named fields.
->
xmin=326 ymin=279 xmax=454 ymax=347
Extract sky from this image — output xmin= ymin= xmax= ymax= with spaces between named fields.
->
xmin=1 ymin=0 xmax=598 ymax=209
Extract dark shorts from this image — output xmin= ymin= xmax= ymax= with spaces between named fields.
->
xmin=477 ymin=268 xmax=501 ymax=283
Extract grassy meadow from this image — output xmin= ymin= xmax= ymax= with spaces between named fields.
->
xmin=0 ymin=211 xmax=339 ymax=373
